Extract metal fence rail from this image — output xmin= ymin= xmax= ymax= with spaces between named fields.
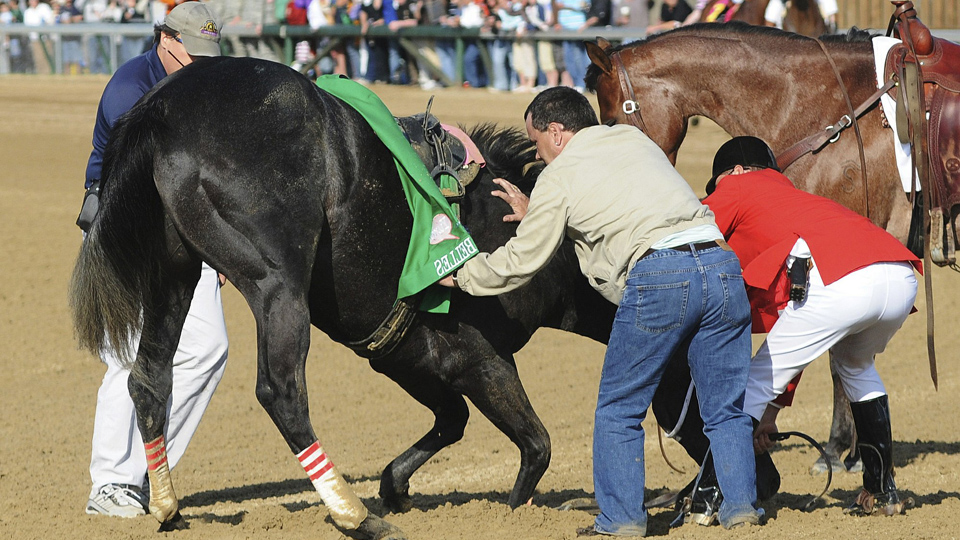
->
xmin=2 ymin=22 xmax=958 ymax=78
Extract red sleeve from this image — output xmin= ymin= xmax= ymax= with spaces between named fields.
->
xmin=772 ymin=372 xmax=803 ymax=408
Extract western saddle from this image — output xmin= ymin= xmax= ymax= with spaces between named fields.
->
xmin=884 ymin=0 xmax=960 ymax=266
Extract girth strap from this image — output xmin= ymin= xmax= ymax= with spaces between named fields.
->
xmin=344 ymin=297 xmax=419 ymax=359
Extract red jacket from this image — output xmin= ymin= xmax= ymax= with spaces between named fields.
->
xmin=703 ymin=169 xmax=921 ymax=333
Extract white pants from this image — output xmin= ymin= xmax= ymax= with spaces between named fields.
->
xmin=89 ymin=263 xmax=228 ymax=495
xmin=743 ymin=261 xmax=917 ymax=420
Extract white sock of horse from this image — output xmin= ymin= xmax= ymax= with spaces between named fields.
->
xmin=297 ymin=441 xmax=368 ymax=529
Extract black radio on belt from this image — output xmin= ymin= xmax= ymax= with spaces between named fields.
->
xmin=788 ymin=257 xmax=811 ymax=303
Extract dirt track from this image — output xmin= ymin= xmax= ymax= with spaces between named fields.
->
xmin=1 ymin=76 xmax=957 ymax=540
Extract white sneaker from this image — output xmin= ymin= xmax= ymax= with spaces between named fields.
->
xmin=85 ymin=484 xmax=148 ymax=518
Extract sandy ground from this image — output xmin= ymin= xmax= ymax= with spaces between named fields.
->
xmin=1 ymin=75 xmax=958 ymax=540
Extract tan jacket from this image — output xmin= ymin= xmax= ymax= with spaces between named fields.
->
xmin=457 ymin=124 xmax=716 ymax=304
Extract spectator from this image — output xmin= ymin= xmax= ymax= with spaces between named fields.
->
xmin=528 ymin=0 xmax=557 ymax=89
xmin=551 ymin=0 xmax=590 ymax=90
xmin=387 ymin=0 xmax=418 ymax=84
xmin=407 ymin=0 xmax=444 ymax=89
xmin=329 ymin=0 xmax=360 ymax=78
xmin=764 ymin=0 xmax=837 ymax=31
xmin=55 ymin=0 xmax=85 ymax=73
xmin=358 ymin=0 xmax=386 ymax=82
xmin=512 ymin=0 xmax=541 ymax=92
xmin=439 ymin=0 xmax=487 ymax=88
xmin=612 ymin=0 xmax=649 ymax=42
xmin=23 ymin=0 xmax=55 ymax=74
xmin=487 ymin=0 xmax=522 ymax=92
xmin=300 ymin=0 xmax=337 ymax=75
xmin=82 ymin=0 xmax=122 ymax=74
xmin=118 ymin=0 xmax=150 ymax=64
xmin=1 ymin=1 xmax=30 ymax=73
xmin=647 ymin=0 xmax=690 ymax=34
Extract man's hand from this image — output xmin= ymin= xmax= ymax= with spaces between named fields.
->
xmin=438 ymin=275 xmax=456 ymax=288
xmin=491 ymin=178 xmax=529 ymax=222
xmin=753 ymin=404 xmax=781 ymax=454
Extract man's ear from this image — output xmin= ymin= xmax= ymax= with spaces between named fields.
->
xmin=548 ymin=122 xmax=565 ymax=145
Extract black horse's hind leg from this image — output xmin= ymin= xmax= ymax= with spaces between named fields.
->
xmin=244 ymin=283 xmax=403 ymax=540
xmin=127 ymin=266 xmax=199 ymax=527
xmin=813 ymin=352 xmax=860 ymax=474
xmin=370 ymin=361 xmax=470 ymax=513
xmin=452 ymin=353 xmax=551 ymax=509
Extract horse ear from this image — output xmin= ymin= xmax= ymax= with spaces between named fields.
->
xmin=596 ymin=37 xmax=613 ymax=51
xmin=585 ymin=41 xmax=613 ymax=75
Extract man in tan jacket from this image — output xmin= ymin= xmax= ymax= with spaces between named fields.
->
xmin=439 ymin=87 xmax=761 ymax=536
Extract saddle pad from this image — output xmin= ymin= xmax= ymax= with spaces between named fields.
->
xmin=873 ymin=36 xmax=920 ymax=193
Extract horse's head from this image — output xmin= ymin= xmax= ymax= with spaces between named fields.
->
xmin=585 ymin=39 xmax=629 ymax=127
xmin=585 ymin=38 xmax=688 ymax=164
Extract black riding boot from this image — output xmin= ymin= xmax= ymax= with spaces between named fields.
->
xmin=844 ymin=395 xmax=911 ymax=516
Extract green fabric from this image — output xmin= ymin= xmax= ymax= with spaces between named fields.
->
xmin=316 ymin=75 xmax=477 ymax=313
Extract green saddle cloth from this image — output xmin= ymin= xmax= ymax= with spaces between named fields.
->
xmin=316 ymin=75 xmax=477 ymax=314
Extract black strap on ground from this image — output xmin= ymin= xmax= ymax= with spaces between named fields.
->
xmin=769 ymin=431 xmax=833 ymax=511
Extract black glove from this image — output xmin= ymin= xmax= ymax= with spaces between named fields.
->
xmin=76 ymin=180 xmax=101 ymax=233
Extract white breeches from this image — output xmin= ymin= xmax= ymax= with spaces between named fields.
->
xmin=743 ymin=261 xmax=917 ymax=420
xmin=89 ymin=263 xmax=228 ymax=494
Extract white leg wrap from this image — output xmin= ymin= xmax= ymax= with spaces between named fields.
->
xmin=145 ymin=436 xmax=179 ymax=523
xmin=297 ymin=441 xmax=368 ymax=530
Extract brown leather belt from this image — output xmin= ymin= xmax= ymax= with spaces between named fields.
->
xmin=637 ymin=239 xmax=732 ymax=261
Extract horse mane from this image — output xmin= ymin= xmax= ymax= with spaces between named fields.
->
xmin=465 ymin=123 xmax=543 ymax=191
xmin=584 ymin=22 xmax=878 ymax=92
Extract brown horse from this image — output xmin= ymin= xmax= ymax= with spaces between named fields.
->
xmin=585 ymin=23 xmax=915 ymax=473
xmin=700 ymin=0 xmax=827 ymax=38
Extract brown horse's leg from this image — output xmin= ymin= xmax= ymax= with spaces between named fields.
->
xmin=812 ymin=352 xmax=861 ymax=474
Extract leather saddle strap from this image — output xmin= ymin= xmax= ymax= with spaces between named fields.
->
xmin=896 ymin=5 xmax=939 ymax=388
xmin=776 ymin=79 xmax=894 ymax=172
xmin=612 ymin=51 xmax=649 ymax=133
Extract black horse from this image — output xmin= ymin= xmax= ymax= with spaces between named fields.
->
xmin=70 ymin=57 xmax=617 ymax=539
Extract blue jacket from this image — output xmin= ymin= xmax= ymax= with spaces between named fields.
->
xmin=84 ymin=46 xmax=166 ymax=188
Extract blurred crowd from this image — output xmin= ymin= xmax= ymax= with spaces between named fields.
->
xmin=0 ymin=0 xmax=837 ymax=91
xmin=1 ymin=0 xmax=658 ymax=89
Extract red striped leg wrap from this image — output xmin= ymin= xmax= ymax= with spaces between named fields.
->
xmin=144 ymin=435 xmax=179 ymax=522
xmin=297 ymin=441 xmax=367 ymax=529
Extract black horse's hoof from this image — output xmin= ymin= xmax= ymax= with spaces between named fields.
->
xmin=381 ymin=493 xmax=414 ymax=514
xmin=351 ymin=514 xmax=406 ymax=540
xmin=157 ymin=511 xmax=188 ymax=532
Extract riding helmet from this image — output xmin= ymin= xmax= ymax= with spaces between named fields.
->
xmin=705 ymin=136 xmax=780 ymax=195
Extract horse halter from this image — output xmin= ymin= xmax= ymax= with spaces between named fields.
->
xmin=611 ymin=52 xmax=649 ymax=133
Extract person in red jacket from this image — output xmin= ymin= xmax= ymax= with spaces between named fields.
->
xmin=702 ymin=136 xmax=920 ymax=517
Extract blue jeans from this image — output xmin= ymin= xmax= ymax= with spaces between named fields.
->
xmin=562 ymin=40 xmax=589 ymax=88
xmin=488 ymin=38 xmax=512 ymax=91
xmin=593 ymin=244 xmax=759 ymax=535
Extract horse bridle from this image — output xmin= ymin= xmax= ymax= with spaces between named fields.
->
xmin=611 ymin=52 xmax=649 ymax=133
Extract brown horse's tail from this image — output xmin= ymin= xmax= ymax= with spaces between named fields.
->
xmin=70 ymin=98 xmax=169 ymax=367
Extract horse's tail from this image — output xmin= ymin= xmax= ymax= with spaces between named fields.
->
xmin=70 ymin=99 xmax=170 ymax=367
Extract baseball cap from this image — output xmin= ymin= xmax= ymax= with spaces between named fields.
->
xmin=705 ymin=136 xmax=780 ymax=195
xmin=164 ymin=2 xmax=222 ymax=57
